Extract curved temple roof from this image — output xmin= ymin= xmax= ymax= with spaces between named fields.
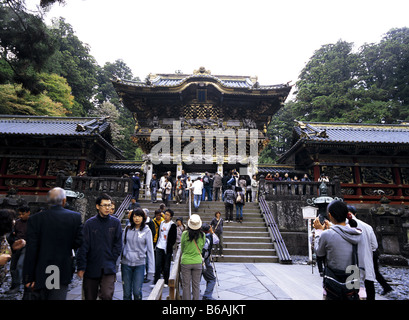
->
xmin=112 ymin=67 xmax=292 ymax=96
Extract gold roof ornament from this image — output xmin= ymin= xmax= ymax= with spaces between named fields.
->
xmin=193 ymin=66 xmax=211 ymax=75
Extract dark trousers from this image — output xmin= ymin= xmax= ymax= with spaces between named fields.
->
xmin=10 ymin=247 xmax=25 ymax=287
xmin=213 ymin=187 xmax=221 ymax=201
xmin=23 ymin=284 xmax=69 ymax=300
xmin=133 ymin=188 xmax=140 ymax=200
xmin=202 ymin=259 xmax=216 ymax=299
xmin=83 ymin=274 xmax=116 ymax=300
xmin=365 ymin=280 xmax=375 ymax=300
xmin=373 ymin=250 xmax=392 ymax=292
xmin=225 ymin=203 xmax=234 ymax=221
xmin=154 ymin=248 xmax=172 ymax=285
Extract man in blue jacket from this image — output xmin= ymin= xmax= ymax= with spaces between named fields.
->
xmin=76 ymin=193 xmax=122 ymax=300
xmin=131 ymin=172 xmax=141 ymax=200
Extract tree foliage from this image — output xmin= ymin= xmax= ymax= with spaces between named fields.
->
xmin=0 ymin=1 xmax=57 ymax=93
xmin=95 ymin=59 xmax=141 ymax=160
xmin=89 ymin=101 xmax=124 ymax=144
xmin=260 ymin=29 xmax=409 ymax=163
xmin=0 ymin=80 xmax=68 ymax=116
xmin=46 ymin=17 xmax=99 ymax=115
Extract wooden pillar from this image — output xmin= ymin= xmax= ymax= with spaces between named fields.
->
xmin=79 ymin=159 xmax=87 ymax=174
xmin=0 ymin=158 xmax=8 ymax=187
xmin=353 ymin=158 xmax=362 ymax=198
xmin=313 ymin=162 xmax=320 ymax=181
xmin=393 ymin=166 xmax=403 ymax=197
xmin=37 ymin=159 xmax=47 ymax=189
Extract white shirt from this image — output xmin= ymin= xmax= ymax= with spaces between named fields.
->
xmin=192 ymin=180 xmax=204 ymax=195
xmin=157 ymin=220 xmax=172 ymax=251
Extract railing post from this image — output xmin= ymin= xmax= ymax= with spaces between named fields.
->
xmin=258 ymin=175 xmax=265 ymax=201
xmin=189 ymin=189 xmax=192 ymax=218
xmin=333 ymin=176 xmax=341 ymax=198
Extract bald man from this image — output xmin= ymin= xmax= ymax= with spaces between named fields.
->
xmin=23 ymin=187 xmax=83 ymax=300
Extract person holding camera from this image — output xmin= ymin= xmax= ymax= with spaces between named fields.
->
xmin=313 ymin=200 xmax=364 ymax=300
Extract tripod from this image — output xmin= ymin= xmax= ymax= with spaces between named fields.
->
xmin=209 ymin=254 xmax=220 ymax=298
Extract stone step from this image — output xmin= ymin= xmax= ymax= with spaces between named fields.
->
xmin=223 ymin=236 xmax=272 ymax=243
xmin=223 ymin=242 xmax=274 ymax=249
xmin=134 ymin=203 xmax=261 ymax=210
xmin=213 ymin=255 xmax=279 ymax=263
xmin=222 ymin=248 xmax=276 ymax=256
xmin=120 ymin=197 xmax=281 ymax=264
xmin=223 ymin=225 xmax=268 ymax=232
xmin=223 ymin=230 xmax=270 ymax=237
xmin=135 ymin=200 xmax=260 ymax=209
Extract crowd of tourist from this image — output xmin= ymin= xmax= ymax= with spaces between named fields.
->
xmin=144 ymin=169 xmax=260 ymax=206
xmin=0 ymin=171 xmax=395 ymax=301
xmin=0 ymin=186 xmax=224 ymax=300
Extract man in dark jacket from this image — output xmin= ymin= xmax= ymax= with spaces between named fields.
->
xmin=153 ymin=208 xmax=177 ymax=287
xmin=76 ymin=193 xmax=122 ymax=300
xmin=131 ymin=172 xmax=141 ymax=200
xmin=149 ymin=173 xmax=159 ymax=203
xmin=201 ymin=224 xmax=216 ymax=300
xmin=23 ymin=187 xmax=83 ymax=300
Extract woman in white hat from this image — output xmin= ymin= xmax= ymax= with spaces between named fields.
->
xmin=180 ymin=214 xmax=205 ymax=300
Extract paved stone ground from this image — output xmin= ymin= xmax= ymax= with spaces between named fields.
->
xmin=1 ymin=256 xmax=406 ymax=300
xmin=65 ymin=259 xmax=389 ymax=300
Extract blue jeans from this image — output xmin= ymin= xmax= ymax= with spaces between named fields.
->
xmin=202 ymin=259 xmax=216 ymax=299
xmin=204 ymin=186 xmax=212 ymax=201
xmin=194 ymin=194 xmax=201 ymax=209
xmin=121 ymin=264 xmax=145 ymax=300
xmin=151 ymin=187 xmax=157 ymax=202
xmin=236 ymin=203 xmax=243 ymax=220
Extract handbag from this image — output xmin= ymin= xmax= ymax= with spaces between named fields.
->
xmin=193 ymin=239 xmax=206 ymax=272
xmin=322 ymin=235 xmax=360 ymax=300
xmin=212 ymin=233 xmax=220 ymax=245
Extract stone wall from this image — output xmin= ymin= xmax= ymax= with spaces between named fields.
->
xmin=266 ymin=197 xmax=409 ymax=260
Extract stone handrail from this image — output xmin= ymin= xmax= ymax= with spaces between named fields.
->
xmin=259 ymin=178 xmax=342 ymax=200
xmin=147 ymin=279 xmax=165 ymax=300
xmin=56 ymin=175 xmax=132 ymax=196
xmin=167 ymin=246 xmax=182 ymax=300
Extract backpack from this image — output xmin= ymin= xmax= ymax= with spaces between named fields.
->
xmin=322 ymin=229 xmax=360 ymax=300
xmin=224 ymin=190 xmax=235 ymax=204
xmin=236 ymin=192 xmax=242 ymax=203
xmin=203 ymin=175 xmax=209 ymax=184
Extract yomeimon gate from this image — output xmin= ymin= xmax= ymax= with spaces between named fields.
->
xmin=112 ymin=67 xmax=291 ymax=183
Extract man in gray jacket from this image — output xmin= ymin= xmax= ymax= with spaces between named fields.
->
xmin=212 ymin=173 xmax=223 ymax=201
xmin=313 ymin=200 xmax=364 ymax=300
xmin=347 ymin=205 xmax=379 ymax=300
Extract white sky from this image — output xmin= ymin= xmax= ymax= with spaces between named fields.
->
xmin=26 ymin=0 xmax=409 ymax=96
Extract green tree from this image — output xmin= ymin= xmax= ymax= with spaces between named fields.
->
xmin=259 ymin=100 xmax=297 ymax=163
xmin=89 ymin=101 xmax=124 ymax=144
xmin=0 ymin=1 xmax=57 ymax=94
xmin=0 ymin=82 xmax=68 ymax=116
xmin=293 ymin=40 xmax=361 ymax=122
xmin=95 ymin=59 xmax=141 ymax=159
xmin=38 ymin=73 xmax=75 ymax=113
xmin=359 ymin=28 xmax=409 ymax=122
xmin=46 ymin=17 xmax=99 ymax=115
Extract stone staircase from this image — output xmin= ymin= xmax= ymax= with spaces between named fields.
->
xmin=120 ymin=196 xmax=278 ymax=263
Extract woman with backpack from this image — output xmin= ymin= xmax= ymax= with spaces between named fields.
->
xmin=235 ymin=186 xmax=245 ymax=223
